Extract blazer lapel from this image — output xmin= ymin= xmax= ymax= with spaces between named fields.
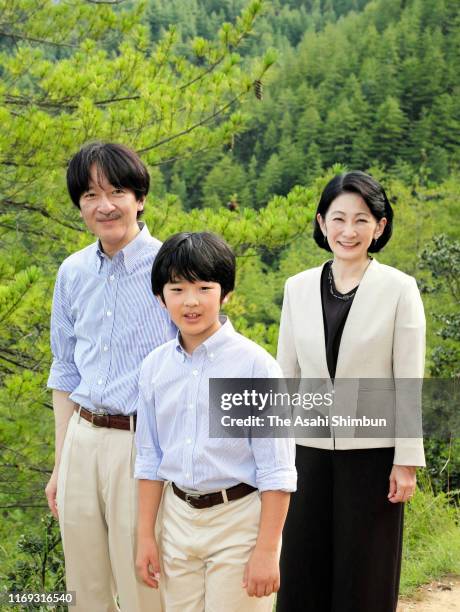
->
xmin=304 ymin=262 xmax=330 ymax=379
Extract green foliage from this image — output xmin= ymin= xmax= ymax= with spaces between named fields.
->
xmin=153 ymin=0 xmax=460 ymax=210
xmin=0 ymin=0 xmax=458 ymax=597
xmin=400 ymin=474 xmax=460 ymax=595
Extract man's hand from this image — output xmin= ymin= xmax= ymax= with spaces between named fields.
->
xmin=242 ymin=546 xmax=280 ymax=598
xmin=136 ymin=536 xmax=161 ymax=589
xmin=388 ymin=465 xmax=417 ymax=503
xmin=45 ymin=469 xmax=59 ymax=519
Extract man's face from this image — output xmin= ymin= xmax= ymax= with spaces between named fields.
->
xmin=79 ymin=164 xmax=144 ymax=256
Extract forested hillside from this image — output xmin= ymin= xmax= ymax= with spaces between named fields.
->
xmin=156 ymin=0 xmax=460 ymax=210
xmin=0 ymin=0 xmax=459 ymax=599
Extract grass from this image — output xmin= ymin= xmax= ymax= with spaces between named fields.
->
xmin=400 ymin=470 xmax=460 ymax=596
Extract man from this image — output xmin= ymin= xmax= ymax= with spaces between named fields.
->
xmin=45 ymin=142 xmax=174 ymax=612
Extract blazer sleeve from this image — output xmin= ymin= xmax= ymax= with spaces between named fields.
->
xmin=392 ymin=276 xmax=426 ymax=466
xmin=277 ymin=280 xmax=301 ymax=378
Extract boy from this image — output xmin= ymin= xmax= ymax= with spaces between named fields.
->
xmin=134 ymin=232 xmax=296 ymax=611
xmin=46 ymin=142 xmax=174 ymax=611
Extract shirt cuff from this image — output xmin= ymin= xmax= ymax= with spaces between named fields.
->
xmin=256 ymin=466 xmax=297 ymax=493
xmin=134 ymin=451 xmax=162 ymax=480
xmin=47 ymin=359 xmax=80 ymax=393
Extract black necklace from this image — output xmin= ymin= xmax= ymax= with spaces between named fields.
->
xmin=327 ymin=261 xmax=367 ymax=301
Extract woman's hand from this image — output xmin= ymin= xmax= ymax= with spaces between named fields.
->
xmin=388 ymin=465 xmax=416 ymax=503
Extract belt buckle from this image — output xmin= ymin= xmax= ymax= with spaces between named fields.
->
xmin=91 ymin=410 xmax=109 ymax=427
xmin=184 ymin=492 xmax=201 ymax=507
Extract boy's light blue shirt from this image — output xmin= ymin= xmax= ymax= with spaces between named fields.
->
xmin=135 ymin=317 xmax=297 ymax=493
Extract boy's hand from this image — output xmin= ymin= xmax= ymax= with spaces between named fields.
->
xmin=243 ymin=546 xmax=280 ymax=597
xmin=136 ymin=536 xmax=161 ymax=589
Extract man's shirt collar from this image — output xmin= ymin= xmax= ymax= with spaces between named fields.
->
xmin=95 ymin=223 xmax=152 ymax=273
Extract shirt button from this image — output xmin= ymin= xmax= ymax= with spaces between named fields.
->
xmin=97 ymin=378 xmax=103 ymax=385
xmin=209 ymin=352 xmax=214 ymax=359
xmin=103 ymin=345 xmax=109 ymax=352
xmin=192 ymin=370 xmax=198 ymax=376
xmin=188 ymin=403 xmax=193 ymax=409
xmin=106 ymin=310 xmax=112 ymax=317
xmin=186 ymin=438 xmax=192 ymax=444
xmin=109 ymin=275 xmax=115 ymax=282
xmin=185 ymin=473 xmax=190 ymax=478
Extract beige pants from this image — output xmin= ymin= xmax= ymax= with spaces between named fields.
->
xmin=159 ymin=482 xmax=275 ymax=612
xmin=56 ymin=411 xmax=162 ymax=612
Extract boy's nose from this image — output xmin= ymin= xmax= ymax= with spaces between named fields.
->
xmin=184 ymin=293 xmax=199 ymax=306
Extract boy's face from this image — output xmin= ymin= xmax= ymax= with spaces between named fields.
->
xmin=161 ymin=278 xmax=226 ymax=353
xmin=79 ymin=164 xmax=144 ymax=257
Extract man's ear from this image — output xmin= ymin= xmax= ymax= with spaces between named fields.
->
xmin=221 ymin=292 xmax=232 ymax=305
xmin=137 ymin=197 xmax=145 ymax=213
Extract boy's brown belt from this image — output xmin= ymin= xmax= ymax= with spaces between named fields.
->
xmin=172 ymin=482 xmax=257 ymax=509
xmin=76 ymin=406 xmax=136 ymax=431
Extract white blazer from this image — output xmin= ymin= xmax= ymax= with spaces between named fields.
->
xmin=277 ymin=258 xmax=426 ymax=466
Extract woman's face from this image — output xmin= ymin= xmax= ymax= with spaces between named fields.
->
xmin=317 ymin=192 xmax=387 ymax=262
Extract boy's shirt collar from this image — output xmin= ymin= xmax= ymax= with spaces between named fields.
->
xmin=95 ymin=222 xmax=152 ymax=273
xmin=175 ymin=315 xmax=234 ymax=361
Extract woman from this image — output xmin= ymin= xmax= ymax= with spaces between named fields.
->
xmin=276 ymin=171 xmax=425 ymax=612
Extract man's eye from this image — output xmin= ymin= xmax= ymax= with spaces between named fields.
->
xmin=84 ymin=192 xmax=95 ymax=198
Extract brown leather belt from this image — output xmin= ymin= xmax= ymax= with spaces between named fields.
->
xmin=172 ymin=482 xmax=257 ymax=509
xmin=76 ymin=406 xmax=136 ymax=431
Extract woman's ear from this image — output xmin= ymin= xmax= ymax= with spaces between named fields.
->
xmin=317 ymin=213 xmax=326 ymax=236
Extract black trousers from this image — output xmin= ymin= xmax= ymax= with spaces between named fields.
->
xmin=276 ymin=446 xmax=404 ymax=612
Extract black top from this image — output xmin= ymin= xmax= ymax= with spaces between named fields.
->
xmin=320 ymin=261 xmax=358 ymax=379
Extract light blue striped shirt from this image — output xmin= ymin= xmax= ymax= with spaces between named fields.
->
xmin=47 ymin=224 xmax=176 ymax=415
xmin=135 ymin=318 xmax=297 ymax=493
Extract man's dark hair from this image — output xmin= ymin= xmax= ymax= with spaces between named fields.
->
xmin=66 ymin=142 xmax=150 ymax=218
xmin=313 ymin=171 xmax=394 ymax=252
xmin=151 ymin=232 xmax=236 ymax=301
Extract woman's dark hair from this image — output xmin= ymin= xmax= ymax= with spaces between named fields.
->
xmin=151 ymin=232 xmax=236 ymax=301
xmin=66 ymin=142 xmax=150 ymax=218
xmin=313 ymin=171 xmax=394 ymax=253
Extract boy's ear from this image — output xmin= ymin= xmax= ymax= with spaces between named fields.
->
xmin=155 ymin=294 xmax=166 ymax=308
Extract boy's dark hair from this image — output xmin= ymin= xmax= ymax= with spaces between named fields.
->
xmin=66 ymin=142 xmax=150 ymax=218
xmin=313 ymin=171 xmax=394 ymax=252
xmin=151 ymin=232 xmax=236 ymax=300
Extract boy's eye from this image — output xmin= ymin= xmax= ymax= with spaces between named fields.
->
xmin=113 ymin=188 xmax=125 ymax=194
xmin=357 ymin=219 xmax=368 ymax=223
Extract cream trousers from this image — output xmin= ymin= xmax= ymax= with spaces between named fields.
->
xmin=159 ymin=482 xmax=275 ymax=612
xmin=57 ymin=411 xmax=162 ymax=612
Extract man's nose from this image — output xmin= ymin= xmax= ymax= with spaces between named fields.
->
xmin=97 ymin=194 xmax=116 ymax=212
